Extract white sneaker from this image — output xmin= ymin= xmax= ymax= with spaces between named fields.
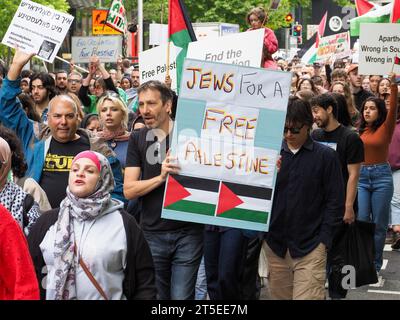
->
xmin=369 ymin=272 xmax=385 ymax=287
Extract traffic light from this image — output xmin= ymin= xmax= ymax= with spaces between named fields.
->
xmin=285 ymin=13 xmax=294 ymax=25
xmin=292 ymin=24 xmax=302 ymax=37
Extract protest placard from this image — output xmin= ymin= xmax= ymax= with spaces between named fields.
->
xmin=71 ymin=36 xmax=122 ymax=64
xmin=2 ymin=0 xmax=74 ymax=63
xmin=359 ymin=23 xmax=400 ymax=75
xmin=316 ymin=31 xmax=351 ymax=62
xmin=161 ymin=59 xmax=291 ymax=232
xmin=139 ymin=44 xmax=179 ymax=91
xmin=187 ymin=29 xmax=264 ymax=67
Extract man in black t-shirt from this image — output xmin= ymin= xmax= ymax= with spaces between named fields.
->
xmin=124 ymin=81 xmax=203 ymax=300
xmin=311 ymin=93 xmax=364 ymax=298
xmin=311 ymin=93 xmax=364 ymax=223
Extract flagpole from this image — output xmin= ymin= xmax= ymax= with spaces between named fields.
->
xmin=390 ymin=55 xmax=397 ymax=74
xmin=138 ymin=0 xmax=143 ymax=52
xmin=54 ymin=56 xmax=89 ymax=73
xmin=166 ymin=41 xmax=171 ymax=78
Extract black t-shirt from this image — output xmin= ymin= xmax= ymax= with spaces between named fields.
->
xmin=125 ymin=127 xmax=197 ymax=232
xmin=40 ymin=136 xmax=89 ymax=208
xmin=312 ymin=125 xmax=364 ymax=211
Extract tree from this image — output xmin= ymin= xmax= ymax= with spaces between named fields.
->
xmin=140 ymin=0 xmax=353 ymax=31
xmin=0 ymin=0 xmax=69 ymax=59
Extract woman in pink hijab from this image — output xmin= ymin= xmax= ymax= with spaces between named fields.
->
xmin=247 ymin=7 xmax=279 ymax=70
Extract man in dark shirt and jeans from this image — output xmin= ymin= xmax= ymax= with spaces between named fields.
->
xmin=265 ymin=97 xmax=345 ymax=300
xmin=124 ymin=80 xmax=203 ymax=300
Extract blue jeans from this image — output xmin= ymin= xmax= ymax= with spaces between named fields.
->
xmin=143 ymin=228 xmax=203 ymax=300
xmin=204 ymin=228 xmax=248 ymax=300
xmin=358 ymin=163 xmax=394 ymax=272
xmin=195 ymin=255 xmax=208 ymax=300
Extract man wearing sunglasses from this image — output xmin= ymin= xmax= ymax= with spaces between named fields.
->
xmin=265 ymin=97 xmax=345 ymax=300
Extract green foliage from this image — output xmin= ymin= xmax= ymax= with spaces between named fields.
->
xmin=140 ymin=0 xmax=353 ymax=31
xmin=0 ymin=0 xmax=69 ymax=59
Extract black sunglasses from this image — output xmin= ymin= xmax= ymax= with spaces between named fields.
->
xmin=284 ymin=124 xmax=304 ymax=134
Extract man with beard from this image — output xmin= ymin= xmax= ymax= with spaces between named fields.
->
xmin=310 ymin=93 xmax=365 ymax=298
xmin=347 ymin=64 xmax=374 ymax=110
xmin=126 ymin=67 xmax=140 ymax=111
xmin=311 ymin=93 xmax=364 ymax=226
xmin=29 ymin=73 xmax=56 ymax=123
xmin=55 ymin=70 xmax=68 ymax=94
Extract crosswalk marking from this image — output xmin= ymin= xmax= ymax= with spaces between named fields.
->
xmin=367 ymin=290 xmax=400 ymax=295
xmin=382 ymin=259 xmax=388 ymax=270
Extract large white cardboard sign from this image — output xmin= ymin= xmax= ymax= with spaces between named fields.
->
xmin=139 ymin=44 xmax=180 ymax=91
xmin=187 ymin=29 xmax=264 ymax=67
xmin=359 ymin=23 xmax=400 ymax=75
xmin=72 ymin=36 xmax=122 ymax=64
xmin=2 ymin=0 xmax=74 ymax=63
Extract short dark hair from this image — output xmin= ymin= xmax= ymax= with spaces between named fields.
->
xmin=55 ymin=70 xmax=68 ymax=77
xmin=286 ymin=96 xmax=313 ymax=128
xmin=137 ymin=80 xmax=173 ymax=105
xmin=0 ymin=125 xmax=27 ymax=178
xmin=310 ymin=93 xmax=338 ymax=119
xmin=359 ymin=97 xmax=387 ymax=134
xmin=29 ymin=72 xmax=56 ymax=100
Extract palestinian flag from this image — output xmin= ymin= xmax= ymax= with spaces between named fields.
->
xmin=391 ymin=0 xmax=400 ymax=23
xmin=355 ymin=0 xmax=375 ymax=17
xmin=395 ymin=56 xmax=400 ymax=65
xmin=350 ymin=2 xmax=395 ymax=36
xmin=216 ymin=182 xmax=272 ymax=224
xmin=163 ymin=175 xmax=272 ymax=224
xmin=168 ymin=0 xmax=196 ymax=92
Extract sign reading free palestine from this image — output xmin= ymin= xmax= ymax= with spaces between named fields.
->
xmin=161 ymin=59 xmax=291 ymax=232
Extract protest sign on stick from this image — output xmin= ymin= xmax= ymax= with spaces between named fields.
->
xmin=359 ymin=23 xmax=400 ymax=75
xmin=2 ymin=0 xmax=74 ymax=63
xmin=161 ymin=59 xmax=291 ymax=232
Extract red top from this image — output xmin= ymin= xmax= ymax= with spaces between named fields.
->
xmin=360 ymin=84 xmax=398 ymax=165
xmin=0 ymin=205 xmax=39 ymax=300
xmin=248 ymin=27 xmax=279 ymax=70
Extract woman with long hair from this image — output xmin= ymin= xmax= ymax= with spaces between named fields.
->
xmin=28 ymin=151 xmax=156 ymax=300
xmin=331 ymin=80 xmax=359 ymax=125
xmin=246 ymin=7 xmax=279 ymax=70
xmin=357 ymin=73 xmax=398 ymax=275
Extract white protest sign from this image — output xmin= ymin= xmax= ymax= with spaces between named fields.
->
xmin=359 ymin=23 xmax=400 ymax=75
xmin=2 ymin=0 xmax=74 ymax=63
xmin=72 ymin=36 xmax=122 ymax=63
xmin=316 ymin=32 xmax=351 ymax=62
xmin=161 ymin=59 xmax=292 ymax=232
xmin=187 ymin=29 xmax=264 ymax=67
xmin=139 ymin=44 xmax=180 ymax=91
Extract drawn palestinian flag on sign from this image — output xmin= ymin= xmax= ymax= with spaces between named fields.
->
xmin=163 ymin=175 xmax=272 ymax=224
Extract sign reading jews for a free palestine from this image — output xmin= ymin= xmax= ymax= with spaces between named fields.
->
xmin=2 ymin=0 xmax=74 ymax=63
xmin=161 ymin=59 xmax=291 ymax=232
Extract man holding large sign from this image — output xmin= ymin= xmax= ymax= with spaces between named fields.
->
xmin=2 ymin=0 xmax=74 ymax=63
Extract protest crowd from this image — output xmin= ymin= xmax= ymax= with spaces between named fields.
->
xmin=0 ymin=1 xmax=400 ymax=302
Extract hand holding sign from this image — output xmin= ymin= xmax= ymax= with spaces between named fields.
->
xmin=8 ymin=49 xmax=36 ymax=81
xmin=161 ymin=150 xmax=181 ymax=181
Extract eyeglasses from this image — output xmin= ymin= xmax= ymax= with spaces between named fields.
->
xmin=68 ymin=79 xmax=81 ymax=84
xmin=284 ymin=125 xmax=304 ymax=134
